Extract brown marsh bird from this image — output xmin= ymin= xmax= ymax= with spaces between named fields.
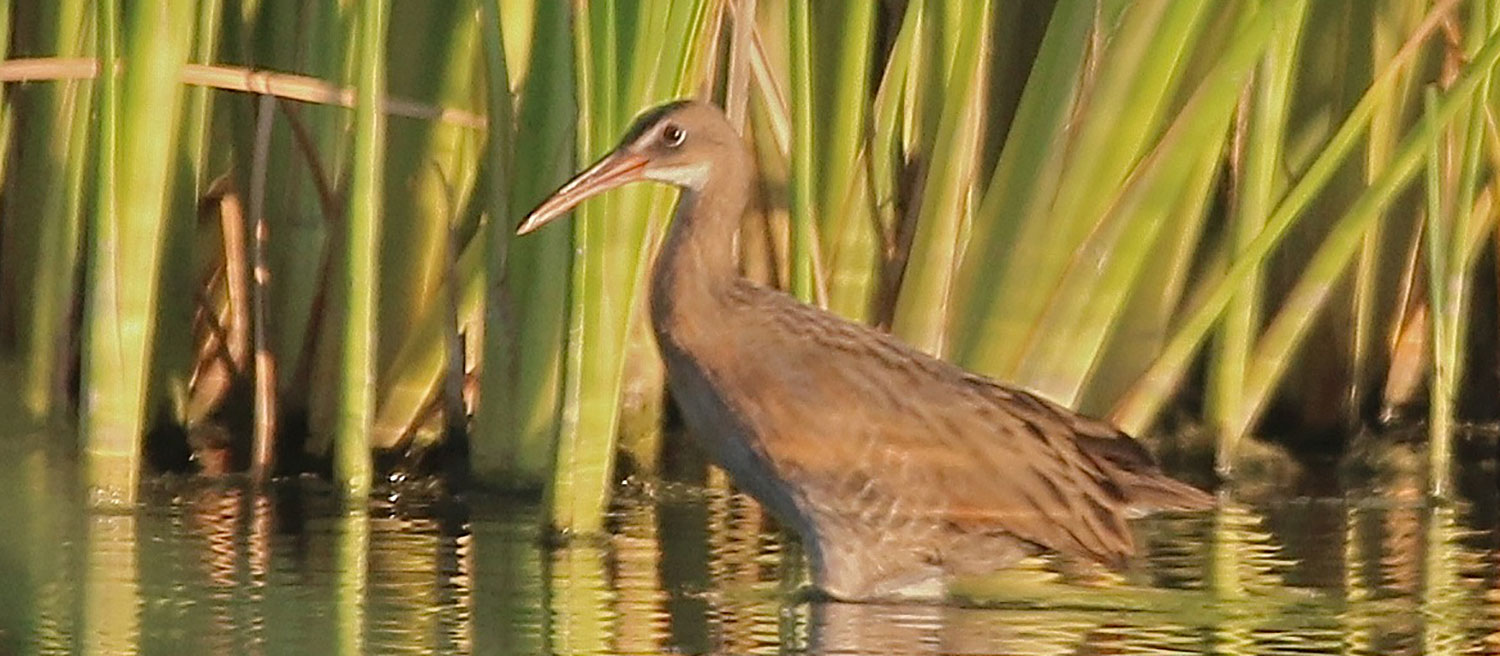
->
xmin=518 ymin=100 xmax=1213 ymax=601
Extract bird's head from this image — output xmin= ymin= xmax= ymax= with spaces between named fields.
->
xmin=517 ymin=100 xmax=743 ymax=235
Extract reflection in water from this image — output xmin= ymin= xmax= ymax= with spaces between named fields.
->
xmin=474 ymin=503 xmax=546 ymax=655
xmin=336 ymin=510 xmax=368 ymax=656
xmin=0 ymin=436 xmax=1496 ymax=655
xmin=615 ymin=496 xmax=666 ymax=654
xmin=81 ymin=511 xmax=138 ymax=656
xmin=550 ymin=538 xmax=614 ymax=656
xmin=809 ymin=602 xmax=943 ymax=654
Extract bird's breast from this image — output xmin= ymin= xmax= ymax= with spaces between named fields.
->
xmin=655 ymin=330 xmax=814 ymax=535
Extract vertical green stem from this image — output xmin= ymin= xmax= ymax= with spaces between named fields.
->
xmin=485 ymin=0 xmax=574 ymax=489
xmin=250 ymin=94 xmax=279 ymax=481
xmin=549 ymin=0 xmax=622 ymax=533
xmin=890 ymin=0 xmax=993 ymax=354
xmin=1210 ymin=0 xmax=1307 ymax=471
xmin=1422 ymin=89 xmax=1452 ymax=497
xmin=1426 ymin=31 xmax=1491 ymax=496
xmin=335 ymin=0 xmax=390 ymax=497
xmin=786 ymin=0 xmax=818 ymax=302
xmin=474 ymin=0 xmax=519 ymax=482
xmin=946 ymin=0 xmax=1099 ymax=370
xmin=1353 ymin=0 xmax=1423 ymax=425
xmin=818 ymin=1 xmax=877 ymax=321
xmin=8 ymin=0 xmax=89 ymax=423
xmin=82 ymin=0 xmax=195 ymax=504
xmin=1111 ymin=15 xmax=1500 ymax=434
xmin=152 ymin=0 xmax=225 ymax=430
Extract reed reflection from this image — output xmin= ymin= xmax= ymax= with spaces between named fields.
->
xmin=0 ymin=434 xmax=1495 ymax=655
xmin=9 ymin=445 xmax=79 ymax=655
xmin=81 ymin=511 xmax=139 ymax=656
xmin=473 ymin=502 xmax=547 ymax=656
xmin=549 ymin=537 xmax=615 ymax=655
xmin=335 ymin=507 xmax=369 ymax=656
xmin=366 ymin=508 xmax=446 ymax=651
xmin=615 ymin=495 xmax=669 ymax=654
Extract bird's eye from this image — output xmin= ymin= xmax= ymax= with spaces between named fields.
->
xmin=662 ymin=124 xmax=686 ymax=147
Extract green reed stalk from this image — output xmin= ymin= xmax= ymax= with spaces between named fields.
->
xmin=1208 ymin=0 xmax=1306 ymax=471
xmin=7 ymin=0 xmax=90 ymax=423
xmin=816 ymin=1 xmax=878 ymax=322
xmin=1352 ymin=1 xmax=1427 ymax=424
xmin=257 ymin=1 xmax=346 ymax=452
xmin=1424 ymin=83 xmax=1490 ymax=496
xmin=151 ymin=0 xmax=223 ymax=427
xmin=550 ymin=0 xmax=622 ymax=534
xmin=333 ymin=0 xmax=389 ymax=497
xmin=1421 ymin=90 xmax=1454 ymax=495
xmin=1429 ymin=6 xmax=1497 ymax=497
xmin=1182 ymin=30 xmax=1500 ymax=442
xmin=375 ymin=4 xmax=481 ymax=378
xmin=272 ymin=1 xmax=352 ymax=418
xmin=946 ymin=0 xmax=1098 ymax=371
xmin=1110 ymin=2 xmax=1487 ymax=434
xmin=481 ymin=0 xmax=575 ymax=489
xmin=868 ymin=1 xmax=920 ymax=227
xmin=371 ymin=234 xmax=487 ymax=448
xmin=369 ymin=4 xmax=485 ymax=449
xmin=1008 ymin=2 xmax=1270 ymax=406
xmin=472 ymin=0 xmax=520 ymax=482
xmin=613 ymin=0 xmax=716 ymax=470
xmin=1227 ymin=55 xmax=1497 ymax=448
xmin=955 ymin=0 xmax=1198 ymax=379
xmin=81 ymin=1 xmax=196 ymax=503
xmin=1076 ymin=136 xmax=1223 ymax=415
xmin=863 ymin=3 xmax=922 ymax=327
xmin=889 ymin=0 xmax=992 ymax=354
xmin=184 ymin=3 xmax=220 ymax=196
xmin=548 ymin=0 xmax=714 ymax=530
xmin=786 ymin=0 xmax=819 ymax=303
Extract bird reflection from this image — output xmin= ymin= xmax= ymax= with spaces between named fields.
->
xmin=800 ymin=600 xmax=1106 ymax=656
xmin=806 ymin=602 xmax=945 ymax=654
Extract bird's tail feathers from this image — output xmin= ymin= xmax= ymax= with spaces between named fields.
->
xmin=1120 ymin=472 xmax=1215 ymax=517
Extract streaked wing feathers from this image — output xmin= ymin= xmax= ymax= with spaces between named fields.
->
xmin=708 ymin=283 xmax=1147 ymax=566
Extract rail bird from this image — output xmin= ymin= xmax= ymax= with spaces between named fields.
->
xmin=518 ymin=100 xmax=1213 ymax=601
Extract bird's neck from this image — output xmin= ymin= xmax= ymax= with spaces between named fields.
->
xmin=650 ymin=170 xmax=751 ymax=335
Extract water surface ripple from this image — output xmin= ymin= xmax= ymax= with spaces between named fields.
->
xmin=0 ymin=434 xmax=1496 ymax=655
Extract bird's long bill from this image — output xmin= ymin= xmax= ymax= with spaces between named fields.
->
xmin=516 ymin=150 xmax=649 ymax=235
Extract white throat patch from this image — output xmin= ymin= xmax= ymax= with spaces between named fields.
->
xmin=647 ymin=162 xmax=711 ymax=188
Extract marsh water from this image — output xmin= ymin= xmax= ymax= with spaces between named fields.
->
xmin=0 ymin=429 xmax=1497 ymax=656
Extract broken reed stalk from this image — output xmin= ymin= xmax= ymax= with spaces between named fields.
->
xmin=0 ymin=58 xmax=485 ymax=129
xmin=185 ymin=182 xmax=250 ymax=424
xmin=249 ymin=94 xmax=278 ymax=482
